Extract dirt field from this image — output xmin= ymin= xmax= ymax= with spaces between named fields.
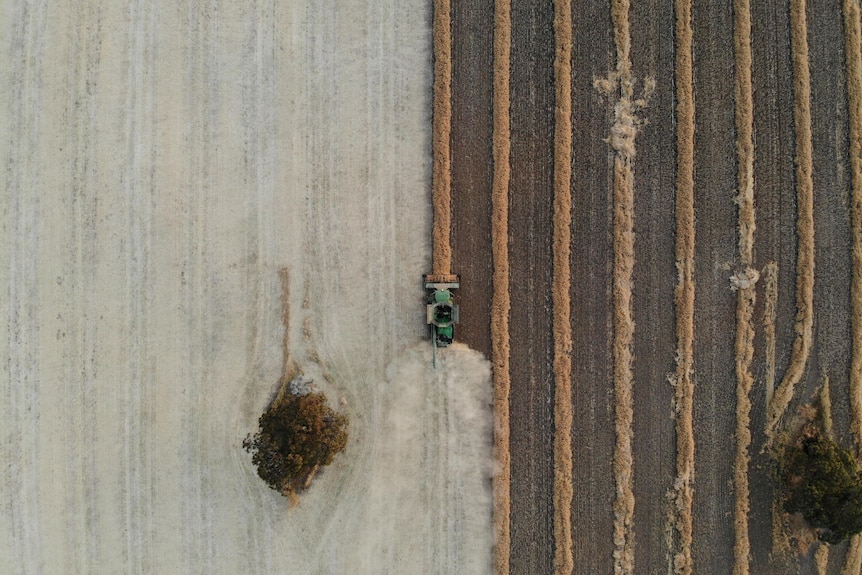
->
xmin=0 ymin=2 xmax=495 ymax=574
xmin=5 ymin=1 xmax=862 ymax=574
xmin=447 ymin=0 xmax=862 ymax=574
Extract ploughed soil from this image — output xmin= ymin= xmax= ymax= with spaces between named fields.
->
xmin=449 ymin=1 xmax=856 ymax=573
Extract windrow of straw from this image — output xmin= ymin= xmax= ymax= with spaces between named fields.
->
xmin=763 ymin=262 xmax=778 ymax=407
xmin=843 ymin=0 xmax=862 ymax=572
xmin=844 ymin=536 xmax=862 ymax=575
xmin=609 ymin=1 xmax=638 ymax=572
xmin=432 ymin=0 xmax=452 ymax=275
xmin=491 ymin=1 xmax=512 ymax=573
xmin=815 ymin=542 xmax=830 ymax=575
xmin=552 ymin=0 xmax=574 ymax=573
xmin=669 ymin=0 xmax=695 ymax=573
xmin=821 ymin=373 xmax=834 ymax=440
xmin=764 ymin=0 xmax=815 ymax=443
xmin=844 ymin=0 xmax=862 ymax=453
xmin=731 ymin=0 xmax=756 ymax=573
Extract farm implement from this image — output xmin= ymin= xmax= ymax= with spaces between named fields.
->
xmin=423 ymin=274 xmax=460 ymax=367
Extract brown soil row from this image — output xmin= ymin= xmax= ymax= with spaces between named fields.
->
xmin=670 ymin=1 xmax=695 ymax=573
xmin=844 ymin=0 xmax=862 ymax=572
xmin=764 ymin=0 xmax=815 ymax=443
xmin=552 ymin=1 xmax=573 ymax=573
xmin=609 ymin=2 xmax=637 ymax=573
xmin=731 ymin=0 xmax=755 ymax=573
xmin=432 ymin=0 xmax=452 ymax=275
xmin=491 ymin=1 xmax=512 ymax=573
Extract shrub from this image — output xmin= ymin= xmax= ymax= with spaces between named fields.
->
xmin=243 ymin=389 xmax=348 ymax=498
xmin=781 ymin=430 xmax=862 ymax=544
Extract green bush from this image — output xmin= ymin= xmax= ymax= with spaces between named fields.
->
xmin=781 ymin=431 xmax=862 ymax=544
xmin=243 ymin=390 xmax=348 ymax=498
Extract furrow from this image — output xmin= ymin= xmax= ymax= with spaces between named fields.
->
xmin=5 ymin=3 xmax=47 ymax=571
xmin=121 ymin=1 xmax=156 ymax=571
xmin=180 ymin=3 xmax=215 ymax=571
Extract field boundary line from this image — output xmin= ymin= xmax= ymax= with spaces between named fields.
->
xmin=842 ymin=0 xmax=862 ymax=572
xmin=432 ymin=0 xmax=452 ymax=275
xmin=764 ymin=0 xmax=815 ymax=443
xmin=491 ymin=0 xmax=512 ymax=573
xmin=669 ymin=0 xmax=695 ymax=572
xmin=552 ymin=0 xmax=574 ymax=573
xmin=731 ymin=0 xmax=756 ymax=572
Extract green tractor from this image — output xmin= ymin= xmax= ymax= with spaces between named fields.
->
xmin=423 ymin=274 xmax=460 ymax=367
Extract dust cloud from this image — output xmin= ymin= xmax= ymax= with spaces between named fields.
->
xmin=356 ymin=343 xmax=495 ymax=575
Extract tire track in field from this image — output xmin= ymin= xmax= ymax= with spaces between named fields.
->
xmin=552 ymin=1 xmax=573 ymax=573
xmin=491 ymin=1 xmax=511 ymax=573
xmin=121 ymin=3 xmax=157 ymax=571
xmin=843 ymin=0 xmax=862 ymax=572
xmin=62 ymin=6 xmax=103 ymax=571
xmin=730 ymin=0 xmax=756 ymax=572
xmin=229 ymin=4 xmax=284 ymax=572
xmin=4 ymin=2 xmax=47 ymax=572
xmin=764 ymin=0 xmax=816 ymax=444
xmin=433 ymin=0 xmax=452 ymax=275
xmin=180 ymin=4 xmax=216 ymax=571
xmin=670 ymin=0 xmax=695 ymax=572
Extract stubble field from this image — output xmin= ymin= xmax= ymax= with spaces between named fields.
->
xmin=5 ymin=1 xmax=862 ymax=574
xmin=444 ymin=0 xmax=862 ymax=574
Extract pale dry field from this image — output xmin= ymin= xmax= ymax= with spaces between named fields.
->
xmin=0 ymin=2 xmax=494 ymax=574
